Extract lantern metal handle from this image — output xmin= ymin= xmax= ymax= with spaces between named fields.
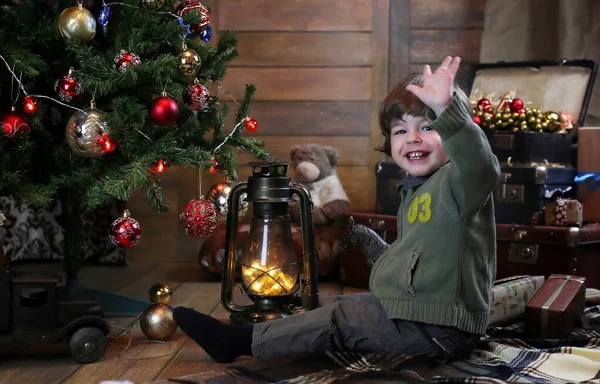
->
xmin=221 ymin=182 xmax=251 ymax=314
xmin=291 ymin=183 xmax=319 ymax=310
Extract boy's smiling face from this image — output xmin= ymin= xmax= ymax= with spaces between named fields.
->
xmin=390 ymin=114 xmax=449 ymax=177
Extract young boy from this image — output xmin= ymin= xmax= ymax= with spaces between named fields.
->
xmin=173 ymin=56 xmax=501 ymax=364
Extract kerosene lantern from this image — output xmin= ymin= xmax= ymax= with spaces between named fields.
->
xmin=221 ymin=161 xmax=319 ymax=323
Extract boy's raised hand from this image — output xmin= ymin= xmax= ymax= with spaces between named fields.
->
xmin=405 ymin=56 xmax=460 ymax=117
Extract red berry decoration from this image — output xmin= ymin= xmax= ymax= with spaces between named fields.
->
xmin=511 ymin=98 xmax=524 ymax=112
xmin=179 ymin=196 xmax=219 ymax=238
xmin=498 ymin=97 xmax=513 ymax=112
xmin=1 ymin=107 xmax=30 ymax=137
xmin=183 ymin=80 xmax=210 ymax=111
xmin=114 ymin=49 xmax=141 ymax=73
xmin=97 ymin=133 xmax=117 ymax=153
xmin=149 ymin=94 xmax=179 ymax=126
xmin=110 ymin=210 xmax=142 ymax=248
xmin=150 ymin=159 xmax=169 ymax=173
xmin=476 ymin=98 xmax=491 ymax=112
xmin=23 ymin=96 xmax=38 ymax=114
xmin=176 ymin=1 xmax=210 ymax=35
xmin=54 ymin=69 xmax=84 ymax=103
xmin=208 ymin=156 xmax=219 ymax=174
xmin=244 ymin=117 xmax=258 ymax=132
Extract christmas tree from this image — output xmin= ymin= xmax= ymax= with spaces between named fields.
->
xmin=0 ymin=0 xmax=269 ymax=280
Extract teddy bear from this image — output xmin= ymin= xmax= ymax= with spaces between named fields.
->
xmin=289 ymin=144 xmax=350 ymax=227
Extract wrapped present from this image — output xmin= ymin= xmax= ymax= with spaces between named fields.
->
xmin=525 ymin=274 xmax=586 ymax=338
xmin=544 ymin=198 xmax=583 ymax=227
xmin=490 ymin=275 xmax=545 ymax=325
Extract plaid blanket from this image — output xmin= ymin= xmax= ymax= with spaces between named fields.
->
xmin=149 ymin=306 xmax=600 ymax=384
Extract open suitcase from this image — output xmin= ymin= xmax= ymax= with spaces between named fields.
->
xmin=464 ymin=60 xmax=597 ymax=224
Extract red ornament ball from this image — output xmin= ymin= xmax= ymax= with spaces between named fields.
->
xmin=176 ymin=0 xmax=210 ymax=35
xmin=511 ymin=98 xmax=524 ymax=112
xmin=110 ymin=210 xmax=142 ymax=248
xmin=54 ymin=73 xmax=84 ymax=103
xmin=244 ymin=117 xmax=258 ymax=132
xmin=114 ymin=50 xmax=141 ymax=73
xmin=149 ymin=96 xmax=179 ymax=126
xmin=179 ymin=196 xmax=219 ymax=238
xmin=150 ymin=159 xmax=169 ymax=173
xmin=183 ymin=82 xmax=210 ymax=111
xmin=23 ymin=96 xmax=38 ymax=114
xmin=472 ymin=116 xmax=482 ymax=125
xmin=477 ymin=98 xmax=491 ymax=112
xmin=1 ymin=109 xmax=30 ymax=137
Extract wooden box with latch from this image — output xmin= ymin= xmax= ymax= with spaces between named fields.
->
xmin=494 ymin=160 xmax=576 ymax=224
xmin=496 ymin=223 xmax=600 ymax=289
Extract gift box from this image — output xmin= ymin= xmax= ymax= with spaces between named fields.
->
xmin=544 ymin=198 xmax=583 ymax=227
xmin=525 ymin=274 xmax=586 ymax=338
xmin=490 ymin=275 xmax=545 ymax=325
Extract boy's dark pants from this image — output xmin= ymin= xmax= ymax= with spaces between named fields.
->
xmin=252 ymin=292 xmax=480 ymax=363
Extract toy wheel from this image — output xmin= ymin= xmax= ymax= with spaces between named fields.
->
xmin=69 ymin=327 xmax=107 ymax=364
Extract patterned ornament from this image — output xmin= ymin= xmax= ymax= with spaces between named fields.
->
xmin=140 ymin=0 xmax=165 ymax=10
xmin=182 ymin=80 xmax=210 ymax=111
xmin=205 ymin=181 xmax=248 ymax=219
xmin=200 ymin=26 xmax=213 ymax=43
xmin=179 ymin=47 xmax=201 ymax=77
xmin=244 ymin=117 xmax=258 ymax=132
xmin=140 ymin=303 xmax=177 ymax=340
xmin=176 ymin=0 xmax=210 ymax=35
xmin=149 ymin=94 xmax=179 ymax=126
xmin=477 ymin=98 xmax=491 ymax=112
xmin=58 ymin=3 xmax=96 ymax=42
xmin=149 ymin=282 xmax=173 ymax=304
xmin=1 ymin=107 xmax=30 ymax=137
xmin=179 ymin=196 xmax=219 ymax=237
xmin=23 ymin=96 xmax=38 ymax=114
xmin=97 ymin=3 xmax=111 ymax=35
xmin=110 ymin=210 xmax=142 ymax=248
xmin=65 ymin=103 xmax=113 ymax=158
xmin=55 ymin=69 xmax=84 ymax=103
xmin=114 ymin=50 xmax=141 ymax=73
xmin=150 ymin=159 xmax=169 ymax=173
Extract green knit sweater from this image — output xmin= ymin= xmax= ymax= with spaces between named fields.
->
xmin=370 ymin=94 xmax=501 ymax=335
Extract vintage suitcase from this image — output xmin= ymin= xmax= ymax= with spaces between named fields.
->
xmin=375 ymin=159 xmax=407 ymax=216
xmin=496 ymin=223 xmax=600 ymax=289
xmin=494 ymin=163 xmax=577 ymax=224
xmin=464 ymin=60 xmax=598 ymax=165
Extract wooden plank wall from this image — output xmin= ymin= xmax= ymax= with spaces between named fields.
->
xmin=128 ymin=0 xmax=485 ymax=263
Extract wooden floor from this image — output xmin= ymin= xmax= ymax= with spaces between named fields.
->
xmin=0 ymin=262 xmax=363 ymax=384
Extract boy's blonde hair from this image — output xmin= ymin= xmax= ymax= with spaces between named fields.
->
xmin=377 ymin=73 xmax=471 ymax=157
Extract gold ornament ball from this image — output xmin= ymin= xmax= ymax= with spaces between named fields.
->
xmin=149 ymin=282 xmax=173 ymax=304
xmin=179 ymin=49 xmax=201 ymax=77
xmin=205 ymin=181 xmax=249 ymax=219
xmin=58 ymin=5 xmax=96 ymax=43
xmin=140 ymin=0 xmax=165 ymax=10
xmin=65 ymin=106 xmax=109 ymax=158
xmin=140 ymin=304 xmax=178 ymax=341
